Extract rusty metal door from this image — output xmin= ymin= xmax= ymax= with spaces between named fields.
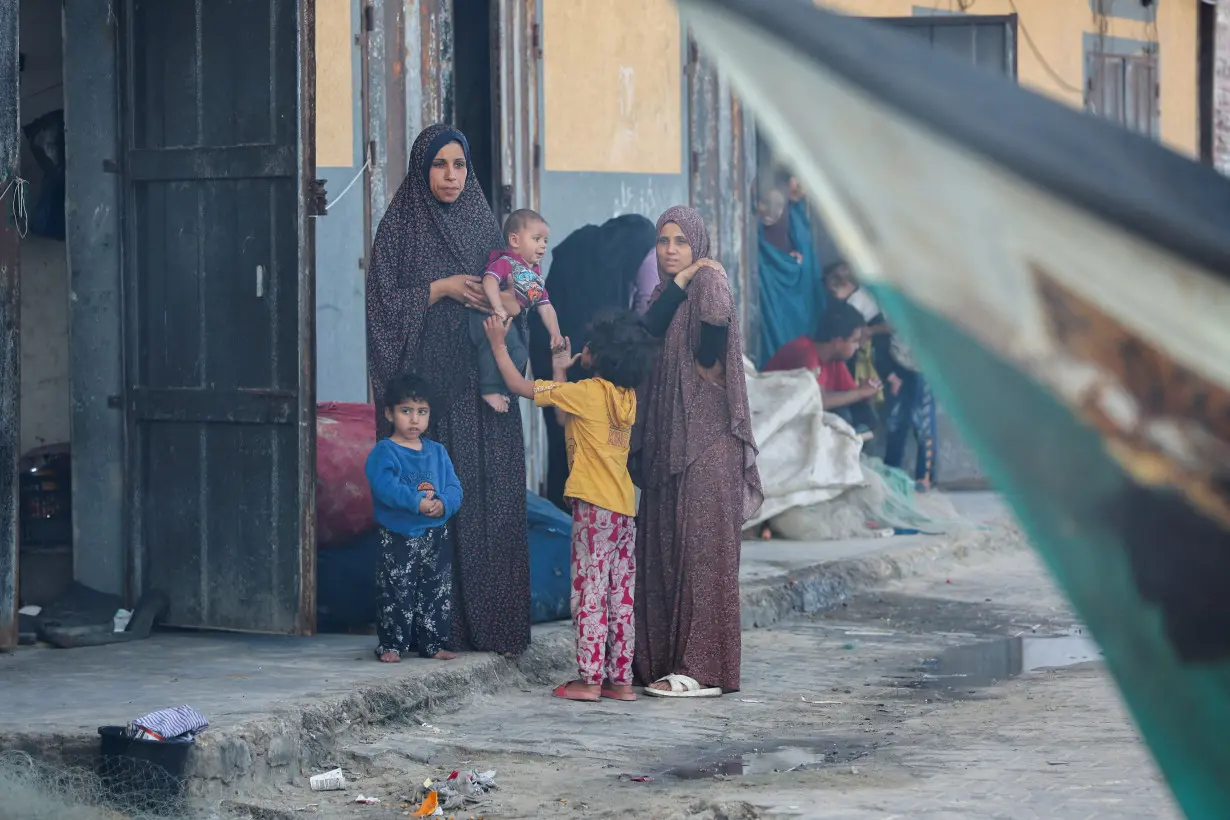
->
xmin=493 ymin=0 xmax=540 ymax=222
xmin=120 ymin=0 xmax=317 ymax=633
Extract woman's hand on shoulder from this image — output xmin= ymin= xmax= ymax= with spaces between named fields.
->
xmin=674 ymin=258 xmax=725 ymax=289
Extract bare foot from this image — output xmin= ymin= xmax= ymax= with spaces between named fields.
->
xmin=482 ymin=394 xmax=510 ymax=413
xmin=378 ymin=650 xmax=400 ymax=663
xmin=432 ymin=650 xmax=458 ymax=660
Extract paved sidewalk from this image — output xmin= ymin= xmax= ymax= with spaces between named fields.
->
xmin=0 ymin=493 xmax=1019 ymax=797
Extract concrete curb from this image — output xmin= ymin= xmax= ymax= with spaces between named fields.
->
xmin=182 ymin=627 xmax=577 ymax=798
xmin=740 ymin=515 xmax=1027 ymax=630
xmin=10 ymin=514 xmax=1026 ymax=802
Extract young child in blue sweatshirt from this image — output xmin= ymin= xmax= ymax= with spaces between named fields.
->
xmin=364 ymin=373 xmax=463 ymax=663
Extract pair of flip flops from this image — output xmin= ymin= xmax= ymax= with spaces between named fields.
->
xmin=552 ymin=682 xmax=637 ymax=702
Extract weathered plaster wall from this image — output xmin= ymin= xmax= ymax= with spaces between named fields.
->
xmin=63 ymin=0 xmax=125 ymax=595
xmin=537 ymin=0 xmax=688 ymax=274
xmin=314 ymin=0 xmax=370 ymax=403
xmin=18 ymin=0 xmax=69 ymax=454
xmin=18 ymin=237 xmax=67 ymax=453
xmin=821 ymin=0 xmax=1199 ymax=157
xmin=1215 ymin=0 xmax=1230 ymax=174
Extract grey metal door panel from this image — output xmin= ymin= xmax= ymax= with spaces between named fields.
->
xmin=880 ymin=16 xmax=1017 ymax=78
xmin=121 ymin=0 xmax=316 ymax=633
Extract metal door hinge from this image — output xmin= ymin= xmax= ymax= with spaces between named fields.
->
xmin=500 ymin=184 xmax=514 ymax=215
xmin=363 ymin=4 xmax=374 ymax=32
xmin=531 ymin=23 xmax=541 ymax=57
xmin=532 ymin=143 xmax=540 ymax=170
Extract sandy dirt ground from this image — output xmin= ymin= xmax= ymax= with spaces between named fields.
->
xmin=226 ymin=549 xmax=1178 ymax=819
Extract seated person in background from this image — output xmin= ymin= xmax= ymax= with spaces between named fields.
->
xmin=763 ymin=301 xmax=880 ymax=436
xmin=823 ymin=261 xmax=896 ymax=409
xmin=822 ymin=262 xmax=936 ymax=489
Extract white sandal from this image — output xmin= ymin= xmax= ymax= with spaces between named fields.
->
xmin=642 ymin=674 xmax=723 ymax=698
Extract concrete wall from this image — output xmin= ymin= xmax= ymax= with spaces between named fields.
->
xmin=314 ymin=0 xmax=370 ymax=403
xmin=820 ymin=0 xmax=1199 ymax=157
xmin=18 ymin=0 xmax=69 ymax=455
xmin=1215 ymin=0 xmax=1230 ymax=174
xmin=63 ymin=0 xmax=125 ymax=595
xmin=537 ymin=0 xmax=688 ymax=274
xmin=18 ymin=238 xmax=67 ymax=454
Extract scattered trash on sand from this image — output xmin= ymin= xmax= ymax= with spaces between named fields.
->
xmin=801 ymin=697 xmax=843 ymax=705
xmin=737 ymin=698 xmax=766 ymax=703
xmin=309 ymin=768 xmax=346 ymax=791
xmin=410 ymin=790 xmax=441 ymax=816
xmin=618 ymin=774 xmax=655 ymax=783
xmin=353 ymin=793 xmax=381 ymax=804
xmin=405 ymin=769 xmax=498 ymax=813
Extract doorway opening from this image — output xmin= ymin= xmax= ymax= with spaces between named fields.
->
xmin=16 ymin=0 xmax=73 ymax=615
xmin=452 ymin=0 xmax=501 ymax=216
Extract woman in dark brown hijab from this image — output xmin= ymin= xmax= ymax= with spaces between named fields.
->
xmin=634 ymin=205 xmax=763 ymax=697
xmin=365 ymin=125 xmax=531 ymax=657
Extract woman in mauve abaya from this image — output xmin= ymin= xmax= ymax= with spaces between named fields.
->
xmin=365 ymin=124 xmax=530 ymax=657
xmin=633 ymin=205 xmax=763 ymax=697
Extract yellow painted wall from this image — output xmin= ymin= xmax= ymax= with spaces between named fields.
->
xmin=817 ymin=0 xmax=1198 ymax=157
xmin=315 ymin=0 xmax=355 ymax=167
xmin=542 ymin=0 xmax=683 ymax=174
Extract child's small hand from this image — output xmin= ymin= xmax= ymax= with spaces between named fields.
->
xmin=549 ymin=334 xmax=566 ymax=353
xmin=886 ymin=372 xmax=903 ymax=396
xmin=483 ymin=315 xmax=510 ymax=347
xmin=418 ymin=496 xmax=434 ymax=515
xmin=425 ymin=498 xmax=445 ymax=518
xmin=551 ymin=336 xmax=581 ymax=370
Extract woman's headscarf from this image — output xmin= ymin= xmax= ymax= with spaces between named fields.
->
xmin=641 ymin=206 xmax=763 ymax=519
xmin=365 ymin=124 xmax=503 ymax=415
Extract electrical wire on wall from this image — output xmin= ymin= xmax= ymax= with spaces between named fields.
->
xmin=0 ymin=176 xmax=30 ymax=239
xmin=1005 ymin=0 xmax=1084 ymax=94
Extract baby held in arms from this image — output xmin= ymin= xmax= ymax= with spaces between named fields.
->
xmin=467 ymin=209 xmax=565 ymax=413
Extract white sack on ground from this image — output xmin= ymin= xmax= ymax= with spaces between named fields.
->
xmin=770 ymin=457 xmax=965 ymax=542
xmin=744 ymin=359 xmax=866 ymax=529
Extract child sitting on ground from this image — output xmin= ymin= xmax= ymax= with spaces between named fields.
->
xmin=468 ymin=208 xmax=564 ymax=413
xmin=364 ymin=373 xmax=463 ymax=663
xmin=483 ymin=310 xmax=654 ymax=703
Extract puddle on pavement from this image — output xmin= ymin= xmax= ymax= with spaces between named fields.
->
xmin=900 ymin=635 xmax=1102 ymax=694
xmin=661 ymin=739 xmax=868 ymax=780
